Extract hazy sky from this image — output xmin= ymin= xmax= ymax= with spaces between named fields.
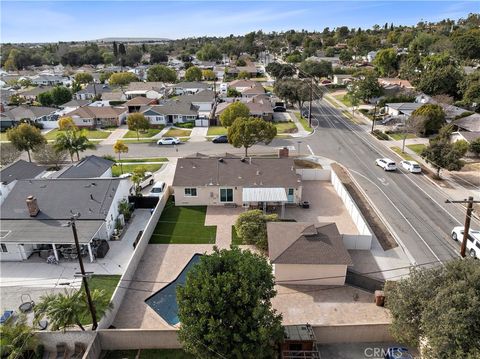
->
xmin=1 ymin=1 xmax=478 ymax=43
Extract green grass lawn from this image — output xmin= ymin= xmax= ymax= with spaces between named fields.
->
xmin=123 ymin=128 xmax=163 ymax=139
xmin=232 ymin=226 xmax=243 ymax=245
xmin=388 ymin=133 xmax=416 ymax=141
xmin=103 ymin=350 xmax=193 ymax=359
xmin=80 ymin=275 xmax=121 ymax=325
xmin=150 ymin=197 xmax=216 ymax=244
xmin=44 ymin=129 xmax=111 ymax=140
xmin=333 ymin=94 xmax=352 ymax=107
xmin=164 ymin=128 xmax=191 ymax=137
xmin=391 ymin=146 xmax=416 ymax=161
xmin=117 ymin=157 xmax=168 ymax=163
xmin=407 ymin=144 xmax=426 ymax=155
xmin=275 ymin=121 xmax=298 ymax=134
xmin=112 ymin=163 xmax=163 ymax=176
xmin=294 ymin=112 xmax=312 ymax=132
xmin=103 ymin=350 xmax=137 ymax=359
xmin=264 ymin=85 xmax=274 ymax=92
xmin=207 ymin=126 xmax=227 ymax=136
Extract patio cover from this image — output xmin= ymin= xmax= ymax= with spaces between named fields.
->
xmin=242 ymin=188 xmax=288 ymax=203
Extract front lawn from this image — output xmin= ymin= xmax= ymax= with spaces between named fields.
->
xmin=44 ymin=129 xmax=110 ymax=140
xmin=150 ymin=197 xmax=216 ymax=244
xmin=112 ymin=163 xmax=163 ymax=176
xmin=294 ymin=112 xmax=312 ymax=132
xmin=333 ymin=94 xmax=351 ymax=107
xmin=80 ymin=275 xmax=121 ymax=325
xmin=391 ymin=146 xmax=416 ymax=161
xmin=207 ymin=126 xmax=227 ymax=136
xmin=407 ymin=144 xmax=426 ymax=155
xmin=388 ymin=133 xmax=416 ymax=141
xmin=275 ymin=121 xmax=297 ymax=134
xmin=123 ymin=128 xmax=163 ymax=139
xmin=163 ymin=128 xmax=191 ymax=137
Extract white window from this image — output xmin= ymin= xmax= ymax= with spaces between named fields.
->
xmin=220 ymin=188 xmax=233 ymax=202
xmin=185 ymin=188 xmax=197 ymax=197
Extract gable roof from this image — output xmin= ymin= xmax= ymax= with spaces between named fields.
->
xmin=172 ymin=81 xmax=209 ymax=89
xmin=65 ymin=105 xmax=126 ymax=119
xmin=177 ymin=89 xmax=215 ymax=103
xmin=0 ymin=160 xmax=45 ymax=185
xmin=173 ymin=156 xmax=300 ymax=188
xmin=267 ymin=222 xmax=353 ymax=265
xmin=126 ymin=82 xmax=165 ymax=92
xmin=229 ymin=79 xmax=258 ymax=88
xmin=4 ymin=106 xmax=57 ymax=121
xmin=56 ymin=155 xmax=114 ymax=179
xmin=60 ymin=99 xmax=91 ymax=108
xmin=454 ymin=113 xmax=480 ymax=132
xmin=76 ymin=84 xmax=112 ymax=95
xmin=141 ymin=100 xmax=198 ymax=116
xmin=19 ymin=86 xmax=54 ymax=97
xmin=124 ymin=96 xmax=155 ymax=106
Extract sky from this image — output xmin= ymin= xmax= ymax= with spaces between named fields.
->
xmin=1 ymin=1 xmax=479 ymax=43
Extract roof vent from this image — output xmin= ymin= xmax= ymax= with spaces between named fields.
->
xmin=218 ymin=158 xmax=224 ymax=163
xmin=256 ymin=170 xmax=260 ymax=175
xmin=240 ymin=158 xmax=246 ymax=163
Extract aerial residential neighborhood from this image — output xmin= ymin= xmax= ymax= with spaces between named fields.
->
xmin=0 ymin=1 xmax=479 ymax=359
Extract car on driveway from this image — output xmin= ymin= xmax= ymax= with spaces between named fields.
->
xmin=147 ymin=181 xmax=166 ymax=197
xmin=375 ymin=158 xmax=397 ymax=171
xmin=400 ymin=160 xmax=422 ymax=173
xmin=157 ymin=137 xmax=180 ymax=145
xmin=451 ymin=226 xmax=480 ymax=258
xmin=212 ymin=135 xmax=228 ymax=143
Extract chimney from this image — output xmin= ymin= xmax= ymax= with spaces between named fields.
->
xmin=278 ymin=147 xmax=289 ymax=158
xmin=26 ymin=195 xmax=40 ymax=217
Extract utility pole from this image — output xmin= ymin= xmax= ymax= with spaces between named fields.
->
xmin=445 ymin=196 xmax=479 ymax=257
xmin=68 ymin=213 xmax=98 ymax=330
xmin=308 ymin=76 xmax=313 ymax=127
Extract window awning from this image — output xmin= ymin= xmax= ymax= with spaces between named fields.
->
xmin=242 ymin=188 xmax=288 ymax=203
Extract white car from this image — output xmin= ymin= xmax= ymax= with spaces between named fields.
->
xmin=147 ymin=181 xmax=166 ymax=197
xmin=375 ymin=158 xmax=397 ymax=171
xmin=136 ymin=171 xmax=155 ymax=190
xmin=157 ymin=137 xmax=180 ymax=145
xmin=451 ymin=226 xmax=480 ymax=258
xmin=400 ymin=160 xmax=422 ymax=173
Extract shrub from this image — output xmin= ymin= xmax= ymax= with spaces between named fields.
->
xmin=175 ymin=122 xmax=195 ymax=129
xmin=373 ymin=129 xmax=390 ymax=140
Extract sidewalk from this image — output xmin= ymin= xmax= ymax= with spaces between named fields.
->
xmin=287 ymin=111 xmax=311 ymax=137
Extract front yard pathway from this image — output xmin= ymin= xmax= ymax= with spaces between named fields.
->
xmin=189 ymin=127 xmax=208 ymax=142
xmin=205 ymin=206 xmax=243 ymax=249
xmin=101 ymin=126 xmax=129 ymax=145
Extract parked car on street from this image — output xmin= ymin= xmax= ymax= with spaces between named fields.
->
xmin=451 ymin=226 xmax=480 ymax=258
xmin=147 ymin=181 xmax=166 ymax=197
xmin=157 ymin=137 xmax=180 ymax=145
xmin=375 ymin=158 xmax=397 ymax=171
xmin=212 ymin=135 xmax=228 ymax=143
xmin=400 ymin=160 xmax=422 ymax=173
xmin=273 ymin=106 xmax=287 ymax=112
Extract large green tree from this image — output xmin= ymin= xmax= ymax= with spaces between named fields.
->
xmin=220 ymin=101 xmax=250 ymax=127
xmin=108 ymin=72 xmax=138 ymax=86
xmin=177 ymin=247 xmax=283 ymax=359
xmin=348 ymin=71 xmax=382 ymax=102
xmin=53 ymin=129 xmax=96 ymax=162
xmin=385 ymin=259 xmax=480 ymax=359
xmin=0 ymin=315 xmax=38 ymax=359
xmin=228 ymin=117 xmax=277 ymax=156
xmin=37 ymin=91 xmax=54 ymax=107
xmin=6 ymin=123 xmax=46 ymax=162
xmin=373 ymin=48 xmax=398 ymax=76
xmin=411 ymin=104 xmax=446 ymax=136
xmin=127 ymin=113 xmax=150 ymax=140
xmin=234 ymin=210 xmax=278 ymax=250
xmin=50 ymin=86 xmax=73 ymax=106
xmin=184 ymin=66 xmax=202 ymax=81
xmin=421 ymin=139 xmax=464 ymax=178
xmin=196 ymin=43 xmax=222 ymax=61
xmin=74 ymin=72 xmax=94 ymax=85
xmin=452 ymin=29 xmax=480 ymax=60
xmin=147 ymin=64 xmax=177 ymax=83
xmin=299 ymin=60 xmax=332 ymax=78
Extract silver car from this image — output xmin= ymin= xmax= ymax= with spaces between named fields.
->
xmin=375 ymin=158 xmax=397 ymax=171
xmin=401 ymin=160 xmax=422 ymax=173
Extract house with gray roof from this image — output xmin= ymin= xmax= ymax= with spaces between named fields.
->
xmin=17 ymin=86 xmax=54 ymax=102
xmin=385 ymin=102 xmax=423 ymax=117
xmin=170 ymin=81 xmax=210 ymax=95
xmin=0 ymin=160 xmax=46 ymax=205
xmin=267 ymin=222 xmax=353 ymax=285
xmin=1 ymin=105 xmax=59 ymax=129
xmin=125 ymin=82 xmax=165 ymax=100
xmin=74 ymin=84 xmax=112 ymax=100
xmin=55 ymin=155 xmax=114 ymax=179
xmin=0 ymin=177 xmax=130 ymax=262
xmin=177 ymin=89 xmax=215 ymax=112
xmin=453 ymin=113 xmax=480 ymax=133
xmin=172 ymin=154 xmax=302 ymax=216
xmin=141 ymin=100 xmax=199 ymax=126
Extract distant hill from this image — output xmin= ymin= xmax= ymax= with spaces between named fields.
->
xmin=94 ymin=37 xmax=172 ymax=43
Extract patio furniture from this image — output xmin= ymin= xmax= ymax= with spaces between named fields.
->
xmin=46 ymin=255 xmax=58 ymax=265
xmin=0 ymin=310 xmax=14 ymax=324
xmin=19 ymin=294 xmax=35 ymax=313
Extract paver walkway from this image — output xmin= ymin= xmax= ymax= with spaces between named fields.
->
xmin=205 ymin=206 xmax=243 ymax=249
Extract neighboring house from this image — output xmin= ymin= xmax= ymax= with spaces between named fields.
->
xmin=451 ymin=131 xmax=480 ymax=145
xmin=140 ymin=100 xmax=199 ymax=126
xmin=1 ymin=105 xmax=59 ymax=129
xmin=30 ymin=74 xmax=67 ymax=86
xmin=332 ymin=74 xmax=353 ymax=85
xmin=60 ymin=99 xmax=92 ymax=109
xmin=54 ymin=155 xmax=114 ymax=179
xmin=64 ymin=105 xmax=127 ymax=128
xmin=172 ymin=155 xmax=302 ymax=215
xmin=378 ymin=78 xmax=414 ymax=90
xmin=124 ymin=96 xmax=157 ymax=113
xmin=226 ymin=66 xmax=260 ymax=78
xmin=229 ymin=79 xmax=261 ymax=93
xmin=0 ymin=88 xmax=15 ymax=105
xmin=0 ymin=160 xmax=46 ymax=205
xmin=177 ymin=89 xmax=215 ymax=113
xmin=385 ymin=102 xmax=423 ymax=117
xmin=267 ymin=222 xmax=353 ymax=285
xmin=216 ymin=95 xmax=273 ymax=122
xmin=101 ymin=91 xmax=126 ymax=102
xmin=453 ymin=113 xmax=480 ymax=133
xmin=17 ymin=86 xmax=54 ymax=103
xmin=170 ymin=81 xmax=210 ymax=95
xmin=74 ymin=84 xmax=112 ymax=100
xmin=0 ymin=178 xmax=130 ymax=262
xmin=125 ymin=82 xmax=165 ymax=100
xmin=128 ymin=65 xmax=150 ymax=81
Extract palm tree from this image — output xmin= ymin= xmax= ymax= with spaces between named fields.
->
xmin=54 ymin=129 xmax=96 ymax=162
xmin=113 ymin=140 xmax=129 ymax=174
xmin=0 ymin=314 xmax=38 ymax=359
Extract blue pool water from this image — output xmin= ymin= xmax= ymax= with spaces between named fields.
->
xmin=145 ymin=253 xmax=202 ymax=325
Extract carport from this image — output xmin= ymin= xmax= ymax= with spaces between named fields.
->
xmin=242 ymin=188 xmax=287 ymax=218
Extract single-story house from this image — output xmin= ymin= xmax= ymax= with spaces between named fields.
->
xmin=226 ymin=66 xmax=260 ymax=78
xmin=60 ymin=99 xmax=92 ymax=109
xmin=101 ymin=91 xmax=126 ymax=102
xmin=63 ymin=105 xmax=127 ymax=128
xmin=74 ymin=84 xmax=112 ymax=100
xmin=124 ymin=96 xmax=157 ymax=113
xmin=54 ymin=155 xmax=114 ymax=179
xmin=0 ymin=160 xmax=46 ymax=205
xmin=267 ymin=222 xmax=353 ymax=285
xmin=0 ymin=88 xmax=15 ymax=105
xmin=229 ymin=79 xmax=261 ymax=93
xmin=125 ymin=82 xmax=165 ymax=100
xmin=170 ymin=81 xmax=210 ymax=95
xmin=385 ymin=102 xmax=423 ymax=117
xmin=172 ymin=155 xmax=302 ymax=216
xmin=450 ymin=131 xmax=480 ymax=144
xmin=17 ymin=86 xmax=54 ymax=103
xmin=177 ymin=89 xmax=215 ymax=112
xmin=30 ymin=75 xmax=67 ymax=86
xmin=140 ymin=100 xmax=198 ymax=126
xmin=0 ymin=177 xmax=130 ymax=262
xmin=378 ymin=78 xmax=414 ymax=90
xmin=216 ymin=96 xmax=273 ymax=122
xmin=1 ymin=105 xmax=59 ymax=129
xmin=332 ymin=75 xmax=353 ymax=85
xmin=453 ymin=113 xmax=480 ymax=133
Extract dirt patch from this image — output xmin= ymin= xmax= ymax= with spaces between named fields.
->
xmin=422 ymin=167 xmax=454 ymax=189
xmin=294 ymin=159 xmax=323 ymax=169
xmin=331 ymin=163 xmax=398 ymax=250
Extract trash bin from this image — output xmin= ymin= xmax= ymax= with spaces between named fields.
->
xmin=375 ymin=290 xmax=385 ymax=307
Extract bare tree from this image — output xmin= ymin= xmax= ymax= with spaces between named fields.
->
xmin=0 ymin=143 xmax=21 ymax=166
xmin=401 ymin=115 xmax=426 ymax=153
xmin=32 ymin=144 xmax=68 ymax=170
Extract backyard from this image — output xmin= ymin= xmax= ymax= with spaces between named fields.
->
xmin=123 ymin=128 xmax=163 ymax=139
xmin=103 ymin=349 xmax=194 ymax=359
xmin=150 ymin=197 xmax=216 ymax=244
xmin=44 ymin=129 xmax=111 ymax=140
xmin=79 ymin=275 xmax=121 ymax=324
xmin=111 ymin=163 xmax=163 ymax=177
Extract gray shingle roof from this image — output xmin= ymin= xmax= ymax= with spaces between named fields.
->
xmin=173 ymin=157 xmax=301 ymax=188
xmin=76 ymin=84 xmax=112 ymax=95
xmin=4 ymin=106 xmax=57 ymax=121
xmin=141 ymin=101 xmax=199 ymax=116
xmin=0 ymin=160 xmax=45 ymax=185
xmin=172 ymin=81 xmax=209 ymax=89
xmin=177 ymin=89 xmax=215 ymax=103
xmin=454 ymin=113 xmax=480 ymax=132
xmin=60 ymin=99 xmax=91 ymax=108
xmin=267 ymin=222 xmax=353 ymax=265
xmin=57 ymin=155 xmax=114 ymax=179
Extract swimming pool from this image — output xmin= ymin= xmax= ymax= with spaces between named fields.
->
xmin=145 ymin=253 xmax=202 ymax=325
